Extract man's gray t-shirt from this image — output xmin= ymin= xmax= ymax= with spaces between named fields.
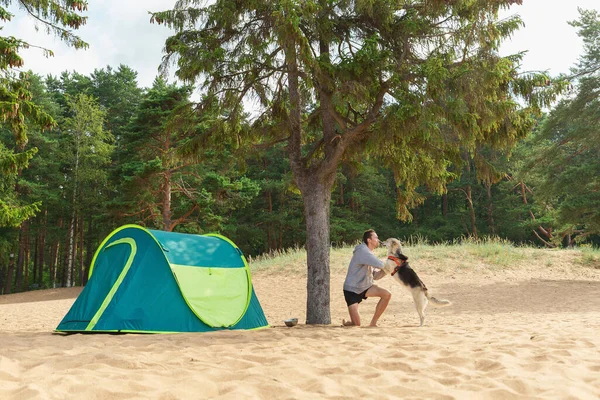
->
xmin=343 ymin=243 xmax=385 ymax=294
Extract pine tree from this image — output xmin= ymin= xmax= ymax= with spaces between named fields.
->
xmin=117 ymin=78 xmax=259 ymax=232
xmin=0 ymin=1 xmax=88 ymax=227
xmin=151 ymin=0 xmax=565 ymax=324
xmin=520 ymin=9 xmax=600 ymax=244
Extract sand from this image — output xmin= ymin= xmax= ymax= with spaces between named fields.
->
xmin=1 ymin=262 xmax=600 ymax=399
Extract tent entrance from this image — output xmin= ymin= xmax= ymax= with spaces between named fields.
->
xmin=171 ymin=265 xmax=250 ymax=328
xmin=86 ymin=238 xmax=137 ymax=330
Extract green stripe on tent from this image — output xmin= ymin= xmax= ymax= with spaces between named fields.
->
xmin=85 ymin=238 xmax=137 ymax=331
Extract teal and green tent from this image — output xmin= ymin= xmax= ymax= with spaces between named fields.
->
xmin=57 ymin=225 xmax=269 ymax=333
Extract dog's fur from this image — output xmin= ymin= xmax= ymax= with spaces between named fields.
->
xmin=381 ymin=238 xmax=451 ymax=326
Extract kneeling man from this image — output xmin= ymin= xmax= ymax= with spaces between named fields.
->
xmin=343 ymin=229 xmax=391 ymax=327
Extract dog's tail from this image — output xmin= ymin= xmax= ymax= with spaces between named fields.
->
xmin=426 ymin=291 xmax=452 ymax=307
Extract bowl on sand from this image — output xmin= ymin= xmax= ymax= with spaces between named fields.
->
xmin=284 ymin=318 xmax=298 ymax=327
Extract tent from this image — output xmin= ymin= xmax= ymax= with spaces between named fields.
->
xmin=56 ymin=225 xmax=269 ymax=333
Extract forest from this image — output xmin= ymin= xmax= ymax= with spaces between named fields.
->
xmin=1 ymin=2 xmax=599 ymax=301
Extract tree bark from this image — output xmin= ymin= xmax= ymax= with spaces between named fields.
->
xmin=0 ymin=257 xmax=5 ymax=293
xmin=299 ymin=179 xmax=333 ymax=325
xmin=464 ymin=156 xmax=477 ymax=239
xmin=66 ymin=132 xmax=81 ymax=288
xmin=66 ymin=211 xmax=76 ymax=287
xmin=466 ymin=186 xmax=477 ymax=239
xmin=162 ymin=170 xmax=173 ymax=231
xmin=16 ymin=221 xmax=29 ymax=292
xmin=38 ymin=209 xmax=47 ymax=286
xmin=33 ymin=234 xmax=39 ymax=284
xmin=442 ymin=193 xmax=448 ymax=217
xmin=24 ymin=230 xmax=30 ymax=290
xmin=4 ymin=250 xmax=16 ymax=294
xmin=78 ymin=215 xmax=84 ymax=285
xmin=266 ymin=188 xmax=274 ymax=251
xmin=62 ymin=221 xmax=72 ymax=288
xmin=52 ymin=241 xmax=60 ymax=289
xmin=83 ymin=218 xmax=93 ymax=285
xmin=485 ymin=182 xmax=495 ymax=235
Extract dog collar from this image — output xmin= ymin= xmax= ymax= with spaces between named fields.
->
xmin=388 ymin=256 xmax=404 ymax=276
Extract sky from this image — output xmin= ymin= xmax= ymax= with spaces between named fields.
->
xmin=3 ymin=0 xmax=599 ymax=90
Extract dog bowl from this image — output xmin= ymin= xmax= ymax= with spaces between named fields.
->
xmin=284 ymin=318 xmax=298 ymax=327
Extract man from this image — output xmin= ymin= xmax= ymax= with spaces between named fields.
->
xmin=342 ymin=229 xmax=391 ymax=327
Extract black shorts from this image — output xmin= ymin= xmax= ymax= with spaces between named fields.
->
xmin=343 ymin=288 xmax=370 ymax=307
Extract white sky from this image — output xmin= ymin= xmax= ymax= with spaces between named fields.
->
xmin=2 ymin=0 xmax=599 ymax=89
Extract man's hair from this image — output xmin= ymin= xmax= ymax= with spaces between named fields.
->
xmin=363 ymin=229 xmax=376 ymax=245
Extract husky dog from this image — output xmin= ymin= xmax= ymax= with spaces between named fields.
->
xmin=381 ymin=238 xmax=451 ymax=326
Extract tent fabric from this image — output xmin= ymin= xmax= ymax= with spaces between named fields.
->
xmin=56 ymin=225 xmax=269 ymax=333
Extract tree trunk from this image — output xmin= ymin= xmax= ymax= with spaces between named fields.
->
xmin=464 ymin=156 xmax=477 ymax=239
xmin=520 ymin=182 xmax=528 ymax=204
xmin=279 ymin=190 xmax=285 ymax=250
xmin=78 ymin=215 xmax=84 ymax=285
xmin=62 ymin=222 xmax=72 ymax=287
xmin=266 ymin=189 xmax=274 ymax=251
xmin=162 ymin=171 xmax=173 ymax=231
xmin=52 ymin=241 xmax=60 ymax=289
xmin=38 ymin=210 xmax=47 ymax=286
xmin=0 ymin=257 xmax=5 ymax=294
xmin=466 ymin=185 xmax=477 ymax=239
xmin=83 ymin=218 xmax=94 ymax=285
xmin=300 ymin=180 xmax=332 ymax=325
xmin=16 ymin=221 xmax=29 ymax=292
xmin=485 ymin=182 xmax=495 ymax=235
xmin=4 ymin=251 xmax=16 ymax=294
xmin=67 ymin=135 xmax=80 ymax=287
xmin=517 ymin=181 xmax=555 ymax=247
xmin=33 ymin=234 xmax=39 ymax=284
xmin=285 ymin=35 xmax=347 ymax=325
xmin=66 ymin=211 xmax=76 ymax=287
xmin=442 ymin=193 xmax=448 ymax=217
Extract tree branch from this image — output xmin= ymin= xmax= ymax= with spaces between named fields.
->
xmin=532 ymin=229 xmax=556 ymax=248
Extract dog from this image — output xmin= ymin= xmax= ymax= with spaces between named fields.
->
xmin=381 ymin=238 xmax=451 ymax=326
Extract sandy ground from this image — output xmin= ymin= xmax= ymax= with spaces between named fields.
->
xmin=1 ymin=263 xmax=600 ymax=399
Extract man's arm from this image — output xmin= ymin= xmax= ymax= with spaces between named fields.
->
xmin=353 ymin=245 xmax=385 ymax=268
xmin=373 ymin=269 xmax=386 ymax=280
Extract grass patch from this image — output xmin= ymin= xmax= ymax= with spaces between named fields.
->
xmin=247 ymin=246 xmax=307 ymax=274
xmin=247 ymin=237 xmax=600 ymax=276
xmin=579 ymin=246 xmax=600 ymax=269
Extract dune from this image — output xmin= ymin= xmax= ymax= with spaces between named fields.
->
xmin=1 ymin=250 xmax=599 ymax=399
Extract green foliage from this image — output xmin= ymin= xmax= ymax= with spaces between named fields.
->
xmin=0 ymin=1 xmax=88 ymax=57
xmin=151 ymin=0 xmax=561 ymax=221
xmin=0 ymin=140 xmax=40 ymax=226
xmin=115 ymin=78 xmax=260 ymax=233
xmin=0 ymin=0 xmax=88 ymax=146
xmin=0 ymin=0 xmax=88 ymax=229
xmin=0 ymin=72 xmax=50 ymax=227
xmin=62 ymin=93 xmax=114 ymax=193
xmin=517 ymin=9 xmax=600 ymax=242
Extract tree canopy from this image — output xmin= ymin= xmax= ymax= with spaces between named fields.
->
xmin=520 ymin=9 xmax=600 ymax=243
xmin=0 ymin=0 xmax=88 ymax=228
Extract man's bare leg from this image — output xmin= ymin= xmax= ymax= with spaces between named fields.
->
xmin=342 ymin=303 xmax=361 ymax=326
xmin=365 ymin=285 xmax=392 ymax=327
